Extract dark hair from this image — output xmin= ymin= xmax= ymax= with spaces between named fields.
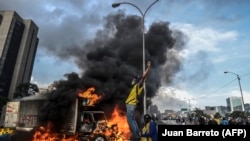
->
xmin=133 ymin=75 xmax=141 ymax=83
xmin=144 ymin=114 xmax=151 ymax=121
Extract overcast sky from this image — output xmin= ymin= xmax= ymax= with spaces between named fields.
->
xmin=1 ymin=0 xmax=250 ymax=112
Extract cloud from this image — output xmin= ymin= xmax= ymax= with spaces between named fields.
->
xmin=152 ymin=86 xmax=198 ymax=112
xmin=168 ymin=23 xmax=239 ymax=87
xmin=153 ymin=86 xmax=250 ymax=113
xmin=31 ymin=49 xmax=80 ymax=88
xmin=211 ymin=55 xmax=228 ymax=64
xmin=170 ymin=23 xmax=238 ymax=58
xmin=152 ymin=22 xmax=242 ymax=110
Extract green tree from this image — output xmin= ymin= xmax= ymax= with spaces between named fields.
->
xmin=13 ymin=82 xmax=39 ymax=99
xmin=214 ymin=112 xmax=221 ymax=118
xmin=194 ymin=108 xmax=204 ymax=117
xmin=0 ymin=96 xmax=9 ymax=116
xmin=229 ymin=111 xmax=245 ymax=118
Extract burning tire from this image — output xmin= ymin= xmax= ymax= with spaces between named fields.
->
xmin=90 ymin=134 xmax=107 ymax=141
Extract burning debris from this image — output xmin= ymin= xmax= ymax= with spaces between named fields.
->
xmin=78 ymin=87 xmax=102 ymax=106
xmin=33 ymin=122 xmax=79 ymax=141
xmin=105 ymin=105 xmax=131 ymax=140
xmin=30 ymin=87 xmax=131 ymax=141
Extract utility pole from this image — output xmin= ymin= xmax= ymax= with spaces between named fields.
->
xmin=224 ymin=71 xmax=246 ymax=114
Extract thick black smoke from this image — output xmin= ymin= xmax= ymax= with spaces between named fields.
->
xmin=39 ymin=11 xmax=185 ymax=127
xmin=38 ymin=72 xmax=82 ymax=131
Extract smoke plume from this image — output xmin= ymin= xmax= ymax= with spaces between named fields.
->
xmin=40 ymin=10 xmax=185 ymax=126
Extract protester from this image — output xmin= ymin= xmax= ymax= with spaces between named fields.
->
xmin=198 ymin=116 xmax=206 ymax=125
xmin=207 ymin=118 xmax=218 ymax=125
xmin=125 ymin=61 xmax=151 ymax=141
xmin=181 ymin=118 xmax=186 ymax=125
xmin=141 ymin=114 xmax=158 ymax=141
xmin=246 ymin=116 xmax=250 ymax=125
xmin=214 ymin=117 xmax=221 ymax=125
xmin=228 ymin=118 xmax=237 ymax=125
xmin=220 ymin=117 xmax=229 ymax=125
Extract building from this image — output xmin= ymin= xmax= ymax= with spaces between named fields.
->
xmin=216 ymin=106 xmax=228 ymax=117
xmin=0 ymin=10 xmax=39 ymax=99
xmin=199 ymin=106 xmax=228 ymax=117
xmin=245 ymin=103 xmax=250 ymax=113
xmin=226 ymin=96 xmax=244 ymax=112
xmin=203 ymin=106 xmax=217 ymax=117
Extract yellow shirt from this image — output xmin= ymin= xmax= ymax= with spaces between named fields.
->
xmin=141 ymin=122 xmax=152 ymax=141
xmin=214 ymin=118 xmax=220 ymax=125
xmin=125 ymin=83 xmax=144 ymax=105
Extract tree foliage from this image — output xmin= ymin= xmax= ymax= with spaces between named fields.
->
xmin=0 ymin=96 xmax=9 ymax=116
xmin=229 ymin=111 xmax=245 ymax=118
xmin=13 ymin=82 xmax=39 ymax=99
xmin=194 ymin=108 xmax=203 ymax=117
xmin=214 ymin=112 xmax=221 ymax=118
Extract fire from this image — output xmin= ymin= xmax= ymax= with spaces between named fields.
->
xmin=32 ymin=122 xmax=78 ymax=141
xmin=78 ymin=87 xmax=102 ymax=106
xmin=32 ymin=106 xmax=131 ymax=141
xmin=106 ymin=105 xmax=131 ymax=141
xmin=32 ymin=88 xmax=131 ymax=141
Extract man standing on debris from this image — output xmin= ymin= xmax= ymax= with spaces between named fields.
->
xmin=125 ymin=61 xmax=151 ymax=141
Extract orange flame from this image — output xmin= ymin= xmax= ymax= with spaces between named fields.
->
xmin=32 ymin=106 xmax=131 ymax=141
xmin=32 ymin=88 xmax=131 ymax=141
xmin=78 ymin=87 xmax=102 ymax=106
xmin=32 ymin=122 xmax=78 ymax=141
xmin=106 ymin=105 xmax=131 ymax=140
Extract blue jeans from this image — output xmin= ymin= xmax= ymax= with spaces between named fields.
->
xmin=126 ymin=104 xmax=140 ymax=139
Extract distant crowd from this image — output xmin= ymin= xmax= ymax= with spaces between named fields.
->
xmin=187 ymin=116 xmax=250 ymax=125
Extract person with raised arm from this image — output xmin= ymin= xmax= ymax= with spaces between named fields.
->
xmin=125 ymin=61 xmax=151 ymax=141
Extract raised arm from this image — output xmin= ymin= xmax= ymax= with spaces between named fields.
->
xmin=140 ymin=61 xmax=151 ymax=83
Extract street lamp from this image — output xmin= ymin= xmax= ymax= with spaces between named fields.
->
xmin=183 ymin=98 xmax=194 ymax=117
xmin=184 ymin=98 xmax=194 ymax=113
xmin=112 ymin=0 xmax=159 ymax=115
xmin=224 ymin=71 xmax=245 ymax=112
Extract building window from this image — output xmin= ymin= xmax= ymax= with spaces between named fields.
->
xmin=0 ymin=15 xmax=3 ymax=26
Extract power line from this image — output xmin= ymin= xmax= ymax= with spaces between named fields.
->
xmin=197 ymin=72 xmax=250 ymax=99
xmin=239 ymin=72 xmax=250 ymax=78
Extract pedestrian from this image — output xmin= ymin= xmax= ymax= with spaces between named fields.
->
xmin=246 ymin=116 xmax=250 ymax=125
xmin=207 ymin=118 xmax=218 ymax=125
xmin=228 ymin=118 xmax=237 ymax=125
xmin=181 ymin=118 xmax=186 ymax=125
xmin=141 ymin=114 xmax=158 ymax=141
xmin=214 ymin=116 xmax=221 ymax=125
xmin=198 ymin=116 xmax=206 ymax=125
xmin=220 ymin=117 xmax=229 ymax=125
xmin=125 ymin=61 xmax=151 ymax=141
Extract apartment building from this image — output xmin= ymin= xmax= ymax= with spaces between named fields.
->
xmin=0 ymin=10 xmax=39 ymax=99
